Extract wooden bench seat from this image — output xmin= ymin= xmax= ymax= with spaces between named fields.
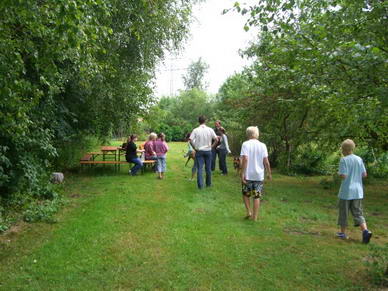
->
xmin=80 ymin=160 xmax=129 ymax=165
xmin=80 ymin=154 xmax=93 ymax=161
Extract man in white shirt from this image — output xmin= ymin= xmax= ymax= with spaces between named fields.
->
xmin=240 ymin=126 xmax=272 ymax=221
xmin=190 ymin=116 xmax=218 ymax=189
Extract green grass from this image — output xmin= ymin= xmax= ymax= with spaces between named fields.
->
xmin=0 ymin=142 xmax=387 ymax=290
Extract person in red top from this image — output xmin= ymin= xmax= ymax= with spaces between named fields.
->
xmin=144 ymin=133 xmax=157 ymax=160
xmin=154 ymin=133 xmax=169 ymax=179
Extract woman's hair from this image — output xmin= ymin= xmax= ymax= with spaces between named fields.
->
xmin=185 ymin=132 xmax=191 ymax=140
xmin=219 ymin=127 xmax=226 ymax=134
xmin=158 ymin=133 xmax=166 ymax=141
xmin=246 ymin=126 xmax=259 ymax=139
xmin=129 ymin=134 xmax=137 ymax=142
xmin=341 ymin=139 xmax=355 ymax=154
xmin=148 ymin=132 xmax=157 ymax=140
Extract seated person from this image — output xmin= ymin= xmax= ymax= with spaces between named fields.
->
xmin=144 ymin=132 xmax=157 ymax=160
xmin=125 ymin=134 xmax=145 ymax=176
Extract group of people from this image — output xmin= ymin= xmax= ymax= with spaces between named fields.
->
xmin=123 ymin=115 xmax=373 ymax=244
xmin=123 ymin=133 xmax=168 ymax=179
xmin=185 ymin=119 xmax=232 ymax=181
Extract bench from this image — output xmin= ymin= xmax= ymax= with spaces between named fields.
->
xmin=80 ymin=154 xmax=93 ymax=161
xmin=79 ymin=159 xmax=156 ymax=173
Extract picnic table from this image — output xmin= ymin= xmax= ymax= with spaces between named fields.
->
xmin=80 ymin=145 xmax=155 ymax=173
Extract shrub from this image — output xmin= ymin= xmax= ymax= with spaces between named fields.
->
xmin=23 ymin=194 xmax=63 ymax=224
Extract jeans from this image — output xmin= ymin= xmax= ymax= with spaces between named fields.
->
xmin=156 ymin=155 xmax=166 ymax=172
xmin=195 ymin=150 xmax=212 ymax=189
xmin=219 ymin=148 xmax=228 ymax=174
xmin=127 ymin=157 xmax=143 ymax=175
xmin=211 ymin=148 xmax=220 ymax=171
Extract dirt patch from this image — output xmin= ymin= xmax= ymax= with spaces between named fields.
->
xmin=0 ymin=222 xmax=27 ymax=242
xmin=284 ymin=227 xmax=321 ymax=236
xmin=70 ymin=193 xmax=81 ymax=198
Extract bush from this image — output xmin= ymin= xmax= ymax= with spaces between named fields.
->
xmin=23 ymin=195 xmax=63 ymax=223
xmin=288 ymin=145 xmax=333 ymax=175
xmin=54 ymin=135 xmax=100 ymax=170
xmin=366 ymin=244 xmax=388 ymax=287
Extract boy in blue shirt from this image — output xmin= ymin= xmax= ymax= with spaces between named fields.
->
xmin=337 ymin=139 xmax=372 ymax=243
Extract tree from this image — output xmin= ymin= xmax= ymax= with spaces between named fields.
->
xmin=0 ymin=0 xmax=196 ymax=201
xmin=182 ymin=57 xmax=209 ymax=91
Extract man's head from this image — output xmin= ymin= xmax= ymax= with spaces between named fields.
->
xmin=215 ymin=120 xmax=221 ymax=128
xmin=341 ymin=139 xmax=355 ymax=155
xmin=246 ymin=126 xmax=259 ymax=139
xmin=198 ymin=115 xmax=207 ymax=124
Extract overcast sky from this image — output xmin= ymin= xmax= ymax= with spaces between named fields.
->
xmin=154 ymin=0 xmax=258 ymax=97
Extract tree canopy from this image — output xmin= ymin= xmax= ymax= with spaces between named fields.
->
xmin=0 ymin=0 xmax=195 ymax=198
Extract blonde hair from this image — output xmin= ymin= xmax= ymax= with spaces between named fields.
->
xmin=341 ymin=139 xmax=355 ymax=154
xmin=246 ymin=126 xmax=259 ymax=139
xmin=149 ymin=132 xmax=157 ymax=140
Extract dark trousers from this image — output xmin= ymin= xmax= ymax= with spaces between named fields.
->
xmin=126 ymin=157 xmax=143 ymax=175
xmin=211 ymin=148 xmax=220 ymax=171
xmin=195 ymin=150 xmax=212 ymax=189
xmin=219 ymin=149 xmax=228 ymax=174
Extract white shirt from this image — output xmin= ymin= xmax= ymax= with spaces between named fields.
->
xmin=240 ymin=139 xmax=268 ymax=181
xmin=338 ymin=154 xmax=366 ymax=200
xmin=190 ymin=124 xmax=217 ymax=151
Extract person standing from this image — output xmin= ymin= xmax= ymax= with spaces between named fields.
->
xmin=217 ymin=127 xmax=231 ymax=175
xmin=154 ymin=133 xmax=169 ymax=179
xmin=240 ymin=126 xmax=272 ymax=221
xmin=211 ymin=120 xmax=222 ymax=171
xmin=336 ymin=139 xmax=372 ymax=243
xmin=125 ymin=135 xmax=145 ymax=176
xmin=190 ymin=116 xmax=218 ymax=189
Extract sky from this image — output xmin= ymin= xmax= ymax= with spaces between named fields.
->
xmin=154 ymin=0 xmax=258 ymax=97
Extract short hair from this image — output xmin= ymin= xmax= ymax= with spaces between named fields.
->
xmin=149 ymin=132 xmax=157 ymax=140
xmin=198 ymin=115 xmax=206 ymax=124
xmin=246 ymin=126 xmax=259 ymax=139
xmin=215 ymin=120 xmax=221 ymax=125
xmin=341 ymin=139 xmax=355 ymax=153
xmin=158 ymin=132 xmax=165 ymax=141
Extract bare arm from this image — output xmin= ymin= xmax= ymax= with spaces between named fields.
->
xmin=263 ymin=157 xmax=272 ymax=181
xmin=362 ymin=172 xmax=367 ymax=178
xmin=240 ymin=155 xmax=247 ymax=184
xmin=211 ymin=136 xmax=219 ymax=149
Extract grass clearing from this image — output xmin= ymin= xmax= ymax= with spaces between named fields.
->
xmin=0 ymin=142 xmax=387 ymax=290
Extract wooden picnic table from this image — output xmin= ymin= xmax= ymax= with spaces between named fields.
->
xmin=101 ymin=146 xmax=126 ymax=161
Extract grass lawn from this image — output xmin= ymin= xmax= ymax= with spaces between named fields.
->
xmin=0 ymin=142 xmax=387 ymax=290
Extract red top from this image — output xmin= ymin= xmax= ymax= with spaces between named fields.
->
xmin=144 ymin=141 xmax=156 ymax=159
xmin=154 ymin=140 xmax=169 ymax=157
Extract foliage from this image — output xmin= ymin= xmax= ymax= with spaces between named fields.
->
xmin=182 ymin=57 xmax=209 ymax=91
xmin=145 ymin=88 xmax=216 ymax=141
xmin=218 ymin=0 xmax=388 ymax=171
xmin=23 ymin=195 xmax=63 ymax=223
xmin=0 ymin=1 xmax=195 ymax=206
xmin=366 ymin=244 xmax=388 ymax=287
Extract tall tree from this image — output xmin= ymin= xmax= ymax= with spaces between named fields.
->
xmin=182 ymin=57 xmax=209 ymax=91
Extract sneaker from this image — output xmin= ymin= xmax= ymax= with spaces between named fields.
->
xmin=336 ymin=232 xmax=348 ymax=240
xmin=362 ymin=230 xmax=372 ymax=244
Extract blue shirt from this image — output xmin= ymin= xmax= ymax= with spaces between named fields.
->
xmin=338 ymin=154 xmax=366 ymax=200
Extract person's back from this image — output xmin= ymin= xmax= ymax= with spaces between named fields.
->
xmin=190 ymin=124 xmax=216 ymax=151
xmin=154 ymin=139 xmax=168 ymax=156
xmin=339 ymin=154 xmax=366 ymax=200
xmin=241 ymin=139 xmax=268 ymax=181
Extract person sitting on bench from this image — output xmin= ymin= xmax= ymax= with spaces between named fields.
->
xmin=126 ymin=134 xmax=144 ymax=176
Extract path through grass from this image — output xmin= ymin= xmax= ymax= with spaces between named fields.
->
xmin=0 ymin=142 xmax=387 ymax=290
